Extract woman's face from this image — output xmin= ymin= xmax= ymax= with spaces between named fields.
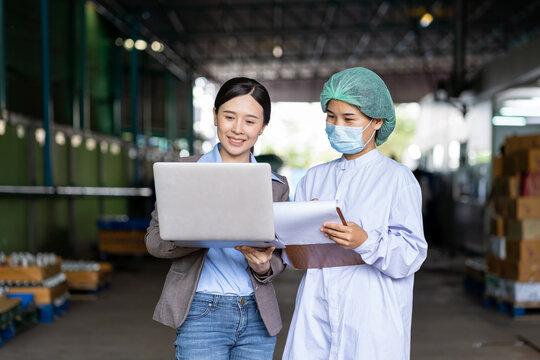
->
xmin=214 ymin=94 xmax=266 ymax=163
xmin=326 ymin=99 xmax=383 ymax=159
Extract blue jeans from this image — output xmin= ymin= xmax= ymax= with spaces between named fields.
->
xmin=175 ymin=292 xmax=276 ymax=360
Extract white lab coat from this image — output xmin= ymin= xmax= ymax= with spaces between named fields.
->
xmin=282 ymin=149 xmax=428 ymax=360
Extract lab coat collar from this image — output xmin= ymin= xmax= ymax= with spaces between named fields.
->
xmin=338 ymin=148 xmax=381 ymax=170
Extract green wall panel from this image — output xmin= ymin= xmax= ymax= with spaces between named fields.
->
xmin=0 ymin=124 xmax=29 ymax=185
xmin=73 ymin=144 xmax=99 ymax=186
xmin=74 ymin=198 xmax=99 ymax=248
xmin=0 ymin=199 xmax=29 ymax=252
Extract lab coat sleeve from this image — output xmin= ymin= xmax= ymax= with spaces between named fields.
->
xmin=144 ymin=203 xmax=203 ymax=259
xmin=354 ymin=182 xmax=428 ymax=279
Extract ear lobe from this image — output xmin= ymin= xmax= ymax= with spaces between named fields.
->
xmin=213 ymin=107 xmax=218 ymax=126
xmin=259 ymin=124 xmax=267 ymax=136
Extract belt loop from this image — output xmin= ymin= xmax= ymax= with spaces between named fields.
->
xmin=212 ymin=294 xmax=219 ymax=309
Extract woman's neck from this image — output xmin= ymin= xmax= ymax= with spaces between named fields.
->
xmin=219 ymin=147 xmax=251 ymax=163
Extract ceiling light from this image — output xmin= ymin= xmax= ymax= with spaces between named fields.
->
xmin=419 ymin=13 xmax=433 ymax=28
xmin=151 ymin=41 xmax=164 ymax=52
xmin=0 ymin=120 xmax=5 ymax=135
xmin=71 ymin=134 xmax=82 ymax=148
xmin=55 ymin=131 xmax=66 ymax=146
xmin=272 ymin=45 xmax=283 ymax=58
xmin=115 ymin=37 xmax=124 ymax=47
xmin=123 ymin=38 xmax=134 ymax=50
xmin=134 ymin=39 xmax=147 ymax=51
xmin=491 ymin=116 xmax=526 ymax=126
xmin=35 ymin=128 xmax=45 ymax=145
xmin=86 ymin=138 xmax=97 ymax=151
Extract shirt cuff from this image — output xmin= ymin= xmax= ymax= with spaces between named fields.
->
xmin=354 ymin=229 xmax=380 ymax=256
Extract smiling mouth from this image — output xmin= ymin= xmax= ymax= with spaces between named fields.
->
xmin=228 ymin=137 xmax=245 ymax=146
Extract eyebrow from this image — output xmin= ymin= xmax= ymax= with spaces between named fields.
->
xmin=327 ymin=109 xmax=357 ymax=116
xmin=223 ymin=110 xmax=260 ymax=119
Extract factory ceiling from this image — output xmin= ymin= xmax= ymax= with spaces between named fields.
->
xmin=94 ymin=0 xmax=540 ymax=102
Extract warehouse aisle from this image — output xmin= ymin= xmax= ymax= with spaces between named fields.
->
xmin=1 ymin=256 xmax=540 ymax=360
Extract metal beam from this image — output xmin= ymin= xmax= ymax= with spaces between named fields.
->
xmin=0 ymin=0 xmax=6 ymax=113
xmin=129 ymin=26 xmax=140 ymax=186
xmin=40 ymin=0 xmax=53 ymax=187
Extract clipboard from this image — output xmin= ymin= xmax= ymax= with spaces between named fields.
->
xmin=284 ymin=207 xmax=366 ymax=269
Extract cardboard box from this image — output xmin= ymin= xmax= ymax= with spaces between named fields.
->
xmin=516 ymin=149 xmax=540 ymax=173
xmin=502 ymin=259 xmax=540 ymax=282
xmin=509 ymin=197 xmax=540 ymax=219
xmin=522 ymin=172 xmax=540 ymax=196
xmin=504 ymin=280 xmax=540 ymax=303
xmin=98 ymin=230 xmax=148 ymax=255
xmin=493 ymin=156 xmax=504 ymax=178
xmin=508 ymin=219 xmax=540 ymax=240
xmin=492 ymin=176 xmax=520 ymax=198
xmin=493 ymin=196 xmax=512 ymax=217
xmin=64 ymin=262 xmax=112 ymax=291
xmin=506 ymin=240 xmax=540 ymax=262
xmin=504 ymin=134 xmax=540 ymax=155
xmin=486 ymin=253 xmax=504 ymax=276
xmin=489 ymin=216 xmax=506 ymax=236
xmin=0 ymin=262 xmax=62 ymax=282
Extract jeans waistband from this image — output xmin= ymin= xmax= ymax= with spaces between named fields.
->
xmin=193 ymin=292 xmax=256 ymax=305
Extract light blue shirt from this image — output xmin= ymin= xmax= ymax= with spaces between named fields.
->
xmin=283 ymin=149 xmax=428 ymax=359
xmin=195 ymin=143 xmax=283 ymax=296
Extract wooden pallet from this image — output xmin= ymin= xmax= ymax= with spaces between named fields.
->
xmin=98 ymin=230 xmax=148 ymax=255
xmin=7 ymin=282 xmax=68 ymax=305
xmin=0 ymin=260 xmax=62 ymax=282
xmin=483 ymin=295 xmax=540 ymax=317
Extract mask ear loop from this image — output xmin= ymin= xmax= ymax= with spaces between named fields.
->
xmin=363 ymin=118 xmax=377 ymax=146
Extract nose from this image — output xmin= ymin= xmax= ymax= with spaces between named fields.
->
xmin=232 ymin=119 xmax=244 ymax=134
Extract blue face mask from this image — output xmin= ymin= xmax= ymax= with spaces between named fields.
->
xmin=325 ymin=120 xmax=375 ymax=154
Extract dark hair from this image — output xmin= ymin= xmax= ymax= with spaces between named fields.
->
xmin=214 ymin=77 xmax=271 ymax=125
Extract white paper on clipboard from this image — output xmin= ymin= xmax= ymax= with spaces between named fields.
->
xmin=273 ymin=200 xmax=341 ymax=245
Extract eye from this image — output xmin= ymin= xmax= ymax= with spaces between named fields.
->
xmin=246 ymin=120 xmax=255 ymax=125
xmin=344 ymin=118 xmax=355 ymax=122
xmin=326 ymin=114 xmax=335 ymax=120
xmin=225 ymin=116 xmax=234 ymax=120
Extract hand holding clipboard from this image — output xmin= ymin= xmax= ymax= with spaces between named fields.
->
xmin=321 ymin=207 xmax=369 ymax=250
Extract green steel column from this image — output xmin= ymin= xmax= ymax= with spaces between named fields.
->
xmin=184 ymin=76 xmax=194 ymax=154
xmin=78 ymin=0 xmax=87 ymax=130
xmin=130 ymin=31 xmax=140 ymax=186
xmin=113 ymin=44 xmax=123 ymax=137
xmin=40 ymin=0 xmax=53 ymax=186
xmin=166 ymin=72 xmax=177 ymax=144
xmin=0 ymin=0 xmax=6 ymax=113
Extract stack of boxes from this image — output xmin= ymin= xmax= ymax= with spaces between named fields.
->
xmin=487 ymin=134 xmax=540 ymax=305
xmin=0 ymin=253 xmax=69 ymax=322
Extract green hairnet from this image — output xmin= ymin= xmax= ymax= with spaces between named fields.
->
xmin=320 ymin=67 xmax=396 ymax=146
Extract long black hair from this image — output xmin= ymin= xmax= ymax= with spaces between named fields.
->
xmin=214 ymin=77 xmax=271 ymax=125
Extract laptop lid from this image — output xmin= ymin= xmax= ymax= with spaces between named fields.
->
xmin=153 ymin=162 xmax=278 ymax=248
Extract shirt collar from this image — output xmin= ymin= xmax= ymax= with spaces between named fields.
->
xmin=198 ymin=143 xmax=284 ymax=184
xmin=338 ymin=148 xmax=381 ymax=170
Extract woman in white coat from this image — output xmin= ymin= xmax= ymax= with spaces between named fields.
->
xmin=283 ymin=67 xmax=428 ymax=360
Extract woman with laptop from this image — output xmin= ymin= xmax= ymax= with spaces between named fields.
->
xmin=282 ymin=67 xmax=428 ymax=359
xmin=145 ymin=77 xmax=289 ymax=360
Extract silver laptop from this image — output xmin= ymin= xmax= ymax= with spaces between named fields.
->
xmin=153 ymin=162 xmax=279 ymax=248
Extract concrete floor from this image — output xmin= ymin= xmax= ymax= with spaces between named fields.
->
xmin=1 ymin=257 xmax=540 ymax=360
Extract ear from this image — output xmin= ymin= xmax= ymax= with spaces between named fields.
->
xmin=258 ymin=124 xmax=267 ymax=136
xmin=373 ymin=119 xmax=384 ymax=131
xmin=213 ymin=107 xmax=218 ymax=126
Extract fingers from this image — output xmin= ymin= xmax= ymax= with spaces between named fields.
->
xmin=311 ymin=198 xmax=319 ymax=201
xmin=235 ymin=246 xmax=274 ymax=264
xmin=322 ymin=222 xmax=348 ymax=233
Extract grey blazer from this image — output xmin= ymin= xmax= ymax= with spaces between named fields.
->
xmin=144 ymin=155 xmax=290 ymax=336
